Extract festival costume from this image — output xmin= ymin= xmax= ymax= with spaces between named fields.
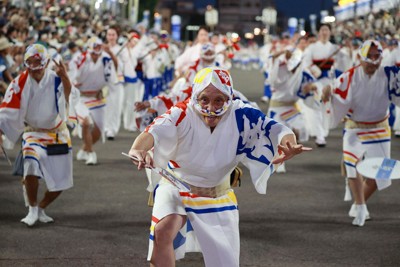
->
xmin=144 ymin=67 xmax=293 ymax=265
xmin=142 ymin=48 xmax=164 ymax=100
xmin=303 ymin=41 xmax=344 ymax=143
xmin=185 ymin=58 xmax=220 ymax=86
xmin=0 ymin=69 xmax=79 ymax=191
xmin=104 ymin=44 xmax=125 ymax=138
xmin=70 ymin=50 xmax=117 ymax=140
xmin=120 ymin=44 xmax=143 ymax=131
xmin=259 ymin=43 xmax=273 ymax=102
xmin=268 ymin=53 xmax=319 ymax=143
xmin=174 ymin=43 xmax=202 ymax=76
xmin=388 ymin=46 xmax=400 ymax=134
xmin=329 ymin=64 xmax=400 ymax=190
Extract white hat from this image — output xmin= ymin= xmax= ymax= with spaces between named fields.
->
xmin=87 ymin=36 xmax=103 ymax=54
xmin=358 ymin=40 xmax=383 ymax=64
xmin=24 ymin=43 xmax=49 ymax=70
xmin=0 ymin=37 xmax=12 ymax=51
xmin=190 ymin=67 xmax=233 ymax=117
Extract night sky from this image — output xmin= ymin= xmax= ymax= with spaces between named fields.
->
xmin=275 ymin=0 xmax=334 ymax=19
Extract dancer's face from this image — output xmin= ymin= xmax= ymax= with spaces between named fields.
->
xmin=197 ymin=85 xmax=229 ymax=129
xmin=361 ymin=45 xmax=381 ymax=76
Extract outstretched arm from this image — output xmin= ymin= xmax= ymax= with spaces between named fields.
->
xmin=272 ymin=134 xmax=312 ymax=164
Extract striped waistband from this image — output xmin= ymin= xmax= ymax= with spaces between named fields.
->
xmin=24 ymin=121 xmax=67 ymax=133
xmin=345 ymin=117 xmax=389 ymax=129
xmin=80 ymin=90 xmax=101 ymax=96
xmin=269 ymin=100 xmax=296 ymax=108
xmin=188 ymin=182 xmax=230 ymax=198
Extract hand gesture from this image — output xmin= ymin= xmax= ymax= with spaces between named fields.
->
xmin=302 ymin=83 xmax=318 ymax=95
xmin=53 ymin=59 xmax=68 ymax=79
xmin=128 ymin=149 xmax=154 ymax=170
xmin=272 ymin=141 xmax=312 ymax=164
xmin=102 ymin=44 xmax=112 ymax=55
xmin=285 ymin=50 xmax=292 ymax=60
xmin=134 ymin=101 xmax=150 ymax=111
xmin=321 ymin=85 xmax=332 ymax=103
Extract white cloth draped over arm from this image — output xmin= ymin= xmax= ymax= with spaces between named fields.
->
xmin=234 ymin=104 xmax=293 ymax=194
xmin=329 ymin=70 xmax=353 ymax=128
xmin=0 ymin=72 xmax=29 ymax=144
xmin=144 ymin=106 xmax=182 ymax=191
xmin=297 ymin=71 xmax=322 ymax=110
xmin=385 ymin=66 xmax=400 ymax=107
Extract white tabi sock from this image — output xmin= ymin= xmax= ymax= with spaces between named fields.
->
xmin=21 ymin=206 xmax=39 ymax=226
xmin=348 ymin=203 xmax=370 ymax=220
xmin=352 ymin=204 xmax=368 ymax=227
xmin=38 ymin=208 xmax=54 ymax=223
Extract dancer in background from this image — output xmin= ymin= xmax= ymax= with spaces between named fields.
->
xmin=0 ymin=44 xmax=78 ymax=226
xmin=104 ymin=26 xmax=125 ymax=140
xmin=322 ymin=40 xmax=400 ymax=226
xmin=69 ymin=36 xmax=118 ymax=165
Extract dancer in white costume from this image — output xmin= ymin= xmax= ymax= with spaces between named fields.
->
xmin=185 ymin=42 xmax=221 ymax=84
xmin=388 ymin=42 xmax=400 ymax=136
xmin=322 ymin=40 xmax=400 ymax=227
xmin=268 ymin=48 xmax=321 ymax=173
xmin=104 ymin=27 xmax=125 ymax=140
xmin=120 ymin=31 xmax=144 ymax=131
xmin=128 ymin=67 xmax=311 ymax=266
xmin=303 ymin=24 xmax=346 ymax=147
xmin=69 ymin=36 xmax=118 ymax=165
xmin=0 ymin=44 xmax=79 ymax=226
xmin=174 ymin=26 xmax=209 ymax=77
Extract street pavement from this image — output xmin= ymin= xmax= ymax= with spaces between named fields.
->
xmin=1 ymin=68 xmax=400 ymax=267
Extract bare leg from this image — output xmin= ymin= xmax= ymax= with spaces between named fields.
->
xmin=21 ymin=175 xmax=40 ymax=226
xmin=91 ymin=123 xmax=101 ymax=145
xmin=150 ymin=214 xmax=186 ymax=267
xmin=39 ymin=190 xmax=62 ymax=209
xmin=82 ymin=117 xmax=93 ymax=152
xmin=363 ymin=178 xmax=377 ymax=202
xmin=24 ymin=175 xmax=39 ymax=206
xmin=348 ymin=174 xmax=365 ymax=204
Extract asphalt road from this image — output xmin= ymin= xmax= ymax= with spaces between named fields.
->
xmin=1 ymin=68 xmax=400 ymax=267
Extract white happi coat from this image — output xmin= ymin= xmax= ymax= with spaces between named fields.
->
xmin=268 ymin=56 xmax=320 ymax=142
xmin=145 ymin=100 xmax=293 ymax=265
xmin=104 ymin=44 xmax=125 ymax=137
xmin=0 ymin=69 xmax=79 ymax=191
xmin=329 ymin=65 xmax=400 ymax=190
xmin=304 ymin=40 xmax=343 ymax=81
xmin=70 ymin=51 xmax=117 ymax=137
xmin=303 ymin=41 xmax=343 ymax=139
xmin=120 ymin=45 xmax=144 ymax=131
xmin=174 ymin=43 xmax=202 ymax=75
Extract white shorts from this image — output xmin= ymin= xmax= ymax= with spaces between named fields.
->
xmin=343 ymin=127 xmax=391 ymax=190
xmin=148 ymin=178 xmax=240 ymax=266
